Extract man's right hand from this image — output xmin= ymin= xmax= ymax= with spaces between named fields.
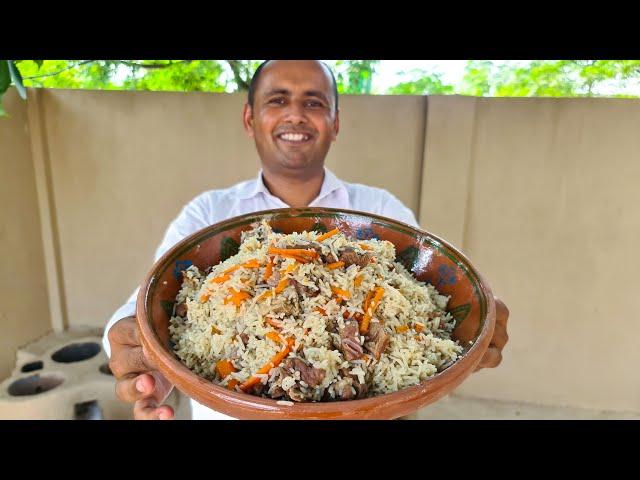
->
xmin=108 ymin=316 xmax=175 ymax=420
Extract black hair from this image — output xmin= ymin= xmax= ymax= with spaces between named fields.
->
xmin=247 ymin=60 xmax=339 ymax=112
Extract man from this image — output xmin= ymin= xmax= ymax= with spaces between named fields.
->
xmin=104 ymin=60 xmax=509 ymax=420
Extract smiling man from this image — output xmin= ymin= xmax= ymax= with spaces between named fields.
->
xmin=104 ymin=60 xmax=510 ymax=420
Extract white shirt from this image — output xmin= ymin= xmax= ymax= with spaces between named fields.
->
xmin=103 ymin=167 xmax=418 ymax=419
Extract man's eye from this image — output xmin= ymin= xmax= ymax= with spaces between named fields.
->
xmin=268 ymin=98 xmax=285 ymax=105
xmin=306 ymin=100 xmax=323 ymax=107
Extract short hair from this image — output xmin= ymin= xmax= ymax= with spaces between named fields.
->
xmin=247 ymin=60 xmax=339 ymax=112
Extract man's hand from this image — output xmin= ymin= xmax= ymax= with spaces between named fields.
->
xmin=475 ymin=297 xmax=509 ymax=371
xmin=108 ymin=316 xmax=175 ymax=419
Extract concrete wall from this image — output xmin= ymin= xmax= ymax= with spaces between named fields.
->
xmin=1 ymin=87 xmax=639 ymax=413
xmin=0 ymin=89 xmax=52 ymax=380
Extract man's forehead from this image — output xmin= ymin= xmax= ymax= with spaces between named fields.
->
xmin=256 ymin=60 xmax=333 ymax=95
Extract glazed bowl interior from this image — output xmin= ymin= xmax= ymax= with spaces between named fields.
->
xmin=137 ymin=207 xmax=495 ymax=419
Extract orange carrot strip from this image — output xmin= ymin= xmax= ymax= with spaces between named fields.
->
xmin=414 ymin=322 xmax=425 ymax=333
xmin=275 ymin=278 xmax=289 ymax=294
xmin=315 ymin=307 xmax=326 ymax=315
xmin=224 ymin=289 xmax=251 ymax=306
xmin=200 ymin=293 xmax=210 ymax=303
xmin=327 ymin=261 xmax=345 ymax=270
xmin=215 ymin=359 xmax=236 ymax=379
xmin=209 ymin=274 xmax=231 ymax=284
xmin=396 ymin=325 xmax=409 ymax=333
xmin=227 ymin=379 xmax=239 ymax=390
xmin=240 ymin=338 xmax=294 ymax=392
xmin=354 ymin=274 xmax=364 ymax=288
xmin=268 ymin=247 xmax=318 ymax=258
xmin=360 ymin=287 xmax=385 ymax=334
xmin=263 ymin=258 xmax=274 ymax=281
xmin=265 ymin=331 xmax=282 ymax=344
xmin=266 ymin=317 xmax=283 ymax=329
xmin=359 ymin=243 xmax=372 ymax=250
xmin=242 ymin=259 xmax=261 ymax=269
xmin=316 ymin=228 xmax=340 ymax=242
xmin=331 ymin=286 xmax=351 ymax=300
xmin=256 ymin=291 xmax=273 ymax=302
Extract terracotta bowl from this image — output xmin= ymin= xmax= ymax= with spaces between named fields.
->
xmin=136 ymin=207 xmax=496 ymax=419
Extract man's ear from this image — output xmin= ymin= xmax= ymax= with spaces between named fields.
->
xmin=332 ymin=109 xmax=340 ymax=141
xmin=243 ymin=103 xmax=254 ymax=137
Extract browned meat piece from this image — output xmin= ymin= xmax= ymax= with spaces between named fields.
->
xmin=333 ymin=378 xmax=355 ymax=400
xmin=287 ymin=387 xmax=306 ymax=402
xmin=339 ymin=367 xmax=369 ymax=399
xmin=284 ymin=358 xmax=326 ymax=388
xmin=175 ymin=302 xmax=188 ymax=317
xmin=326 ymin=317 xmax=339 ymax=333
xmin=267 ymin=268 xmax=281 ymax=287
xmin=364 ymin=322 xmax=390 ymax=359
xmin=268 ymin=384 xmax=286 ymax=399
xmin=291 ymin=279 xmax=320 ymax=298
xmin=427 ymin=310 xmax=446 ymax=319
xmin=239 ymin=333 xmax=249 ymax=345
xmin=338 ymin=247 xmax=374 ymax=268
xmin=340 ymin=320 xmax=363 ymax=361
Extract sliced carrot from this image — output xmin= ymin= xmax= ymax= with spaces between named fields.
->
xmin=263 ymin=258 xmax=274 ymax=282
xmin=215 ymin=359 xmax=236 ymax=379
xmin=256 ymin=290 xmax=273 ymax=302
xmin=316 ymin=228 xmax=340 ymax=242
xmin=396 ymin=325 xmax=409 ymax=333
xmin=227 ymin=379 xmax=240 ymax=390
xmin=359 ymin=243 xmax=372 ymax=250
xmin=281 ymin=263 xmax=298 ymax=275
xmin=242 ymin=259 xmax=261 ymax=269
xmin=265 ymin=331 xmax=282 ymax=344
xmin=327 ymin=261 xmax=345 ymax=270
xmin=200 ymin=293 xmax=210 ymax=303
xmin=414 ymin=322 xmax=425 ymax=333
xmin=266 ymin=316 xmax=283 ymax=329
xmin=275 ymin=278 xmax=289 ymax=294
xmin=268 ymin=247 xmax=318 ymax=259
xmin=240 ymin=338 xmax=294 ymax=392
xmin=331 ymin=286 xmax=351 ymax=300
xmin=224 ymin=289 xmax=252 ymax=307
xmin=209 ymin=274 xmax=230 ymax=284
xmin=354 ymin=274 xmax=364 ymax=288
xmin=360 ymin=287 xmax=385 ymax=334
xmin=315 ymin=307 xmax=326 ymax=315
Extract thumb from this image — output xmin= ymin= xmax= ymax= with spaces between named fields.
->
xmin=148 ymin=370 xmax=174 ymax=404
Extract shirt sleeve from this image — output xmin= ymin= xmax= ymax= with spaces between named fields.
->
xmin=102 ymin=193 xmax=212 ymax=357
xmin=380 ymin=191 xmax=420 ymax=228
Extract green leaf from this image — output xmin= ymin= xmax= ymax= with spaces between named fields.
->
xmin=0 ymin=61 xmax=10 ymax=93
xmin=8 ymin=61 xmax=26 ymax=99
xmin=160 ymin=300 xmax=175 ymax=318
xmin=220 ymin=237 xmax=240 ymax=261
xmin=448 ymin=303 xmax=471 ymax=326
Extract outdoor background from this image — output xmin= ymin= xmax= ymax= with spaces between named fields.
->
xmin=1 ymin=60 xmax=639 ymax=419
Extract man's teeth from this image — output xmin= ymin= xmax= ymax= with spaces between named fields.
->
xmin=279 ymin=133 xmax=309 ymax=141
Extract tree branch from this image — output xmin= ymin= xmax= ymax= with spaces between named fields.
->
xmin=119 ymin=60 xmax=191 ymax=69
xmin=226 ymin=60 xmax=251 ymax=90
xmin=23 ymin=60 xmax=96 ymax=80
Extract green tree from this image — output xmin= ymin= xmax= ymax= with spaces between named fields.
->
xmin=387 ymin=69 xmax=454 ymax=95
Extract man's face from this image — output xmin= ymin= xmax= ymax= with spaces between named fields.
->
xmin=243 ymin=60 xmax=339 ymax=174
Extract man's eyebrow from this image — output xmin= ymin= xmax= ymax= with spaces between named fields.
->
xmin=264 ymin=88 xmax=290 ymax=97
xmin=304 ymin=90 xmax=329 ymax=102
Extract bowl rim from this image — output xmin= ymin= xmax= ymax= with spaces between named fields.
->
xmin=136 ymin=206 xmax=496 ymax=417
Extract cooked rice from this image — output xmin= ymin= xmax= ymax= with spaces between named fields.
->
xmin=169 ymin=220 xmax=462 ymax=402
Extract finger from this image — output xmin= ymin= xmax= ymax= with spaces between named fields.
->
xmin=108 ymin=316 xmax=140 ymax=347
xmin=475 ymin=347 xmax=502 ymax=371
xmin=490 ymin=324 xmax=509 ymax=350
xmin=109 ymin=346 xmax=151 ymax=379
xmin=115 ymin=373 xmax=155 ymax=403
xmin=134 ymin=397 xmax=175 ymax=420
xmin=494 ymin=297 xmax=509 ymax=328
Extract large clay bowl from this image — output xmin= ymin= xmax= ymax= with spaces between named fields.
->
xmin=137 ymin=207 xmax=496 ymax=419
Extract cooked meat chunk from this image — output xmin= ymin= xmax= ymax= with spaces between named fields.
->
xmin=364 ymin=322 xmax=390 ymax=359
xmin=340 ymin=320 xmax=363 ymax=361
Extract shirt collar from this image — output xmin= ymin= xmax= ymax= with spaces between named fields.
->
xmin=236 ymin=167 xmax=348 ymax=206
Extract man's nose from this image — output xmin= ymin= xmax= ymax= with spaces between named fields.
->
xmin=283 ymin=102 xmax=307 ymax=124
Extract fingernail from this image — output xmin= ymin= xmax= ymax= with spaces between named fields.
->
xmin=136 ymin=378 xmax=145 ymax=393
xmin=159 ymin=412 xmax=170 ymax=420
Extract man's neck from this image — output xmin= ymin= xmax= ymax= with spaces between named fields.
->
xmin=261 ymin=166 xmax=325 ymax=207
